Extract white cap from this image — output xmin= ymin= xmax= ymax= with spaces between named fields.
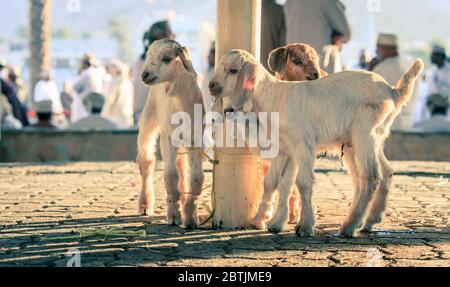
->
xmin=377 ymin=33 xmax=399 ymax=47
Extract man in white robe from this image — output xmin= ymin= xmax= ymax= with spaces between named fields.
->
xmin=370 ymin=33 xmax=420 ymax=131
xmin=424 ymin=45 xmax=450 ymax=121
xmin=71 ymin=53 xmax=104 ymax=123
xmin=414 ymin=93 xmax=450 ymax=132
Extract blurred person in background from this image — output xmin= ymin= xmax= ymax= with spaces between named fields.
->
xmin=0 ymin=58 xmax=6 ymax=79
xmin=102 ymin=59 xmax=134 ymax=129
xmin=283 ymin=0 xmax=351 ymax=57
xmin=72 ymin=52 xmax=104 ymax=123
xmin=70 ymin=92 xmax=117 ymax=130
xmin=413 ymin=93 xmax=450 ymax=132
xmin=1 ymin=59 xmax=29 ymax=127
xmin=132 ymin=20 xmax=175 ymax=125
xmin=369 ymin=33 xmax=419 ymax=131
xmin=321 ymin=30 xmax=345 ymax=74
xmin=34 ymin=70 xmax=66 ymax=127
xmin=261 ymin=0 xmax=286 ymax=72
xmin=30 ymin=100 xmax=56 ymax=129
xmin=424 ymin=45 xmax=450 ymax=121
xmin=0 ymin=95 xmax=22 ymax=129
xmin=60 ymin=81 xmax=73 ymax=121
xmin=7 ymin=66 xmax=27 ymax=105
xmin=354 ymin=49 xmax=372 ymax=70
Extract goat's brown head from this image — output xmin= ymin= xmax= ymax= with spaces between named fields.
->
xmin=141 ymin=39 xmax=196 ymax=86
xmin=268 ymin=43 xmax=327 ymax=81
xmin=209 ymin=49 xmax=260 ymax=112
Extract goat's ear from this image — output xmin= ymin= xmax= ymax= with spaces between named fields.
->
xmin=178 ymin=47 xmax=197 ymax=76
xmin=233 ymin=61 xmax=257 ymax=109
xmin=268 ymin=47 xmax=287 ymax=74
xmin=320 ymin=70 xmax=328 ymax=78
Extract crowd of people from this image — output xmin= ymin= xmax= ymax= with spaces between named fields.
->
xmin=260 ymin=0 xmax=450 ymax=132
xmin=1 ymin=0 xmax=449 ymax=133
xmin=0 ymin=53 xmax=136 ymax=130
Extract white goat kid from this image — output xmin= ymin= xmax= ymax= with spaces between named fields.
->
xmin=138 ymin=39 xmax=205 ymax=229
xmin=209 ymin=49 xmax=423 ymax=237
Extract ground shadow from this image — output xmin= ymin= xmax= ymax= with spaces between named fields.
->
xmin=1 ymin=215 xmax=449 ymax=267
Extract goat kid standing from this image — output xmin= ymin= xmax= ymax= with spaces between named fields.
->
xmin=264 ymin=43 xmax=326 ymax=225
xmin=138 ymin=39 xmax=205 ymax=229
xmin=209 ymin=49 xmax=423 ymax=237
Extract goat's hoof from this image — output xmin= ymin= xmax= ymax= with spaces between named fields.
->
xmin=184 ymin=216 xmax=199 ymax=229
xmin=295 ymin=225 xmax=314 ymax=237
xmin=267 ymin=221 xmax=286 ymax=234
xmin=168 ymin=216 xmax=182 ymax=226
xmin=167 ymin=213 xmax=182 ymax=226
xmin=138 ymin=206 xmax=153 ymax=216
xmin=268 ymin=225 xmax=282 ymax=234
xmin=339 ymin=226 xmax=356 ymax=238
xmin=360 ymin=223 xmax=375 ymax=233
xmin=249 ymin=218 xmax=267 ymax=230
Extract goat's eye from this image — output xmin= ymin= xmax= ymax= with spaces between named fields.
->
xmin=162 ymin=57 xmax=172 ymax=64
xmin=229 ymin=69 xmax=238 ymax=74
xmin=292 ymin=58 xmax=303 ymax=65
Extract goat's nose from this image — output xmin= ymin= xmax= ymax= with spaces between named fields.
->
xmin=141 ymin=71 xmax=150 ymax=81
xmin=314 ymin=72 xmax=320 ymax=79
xmin=208 ymin=81 xmax=216 ymax=90
xmin=208 ymin=81 xmax=223 ymax=96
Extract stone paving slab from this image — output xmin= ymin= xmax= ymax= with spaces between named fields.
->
xmin=0 ymin=160 xmax=449 ymax=267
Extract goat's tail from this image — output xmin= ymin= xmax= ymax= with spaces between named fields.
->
xmin=393 ymin=59 xmax=424 ymax=108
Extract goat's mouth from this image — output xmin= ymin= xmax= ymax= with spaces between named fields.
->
xmin=209 ymin=88 xmax=223 ymax=97
xmin=143 ymin=76 xmax=159 ymax=85
xmin=306 ymin=72 xmax=320 ymax=81
xmin=224 ymin=107 xmax=235 ymax=114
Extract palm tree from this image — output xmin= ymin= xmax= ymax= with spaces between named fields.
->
xmin=29 ymin=0 xmax=52 ymax=100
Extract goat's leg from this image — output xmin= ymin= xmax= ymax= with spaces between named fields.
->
xmin=250 ymin=157 xmax=282 ymax=230
xmin=341 ymin=147 xmax=361 ymax=218
xmin=267 ymin=158 xmax=298 ymax=234
xmin=340 ymin=137 xmax=381 ymax=237
xmin=289 ymin=187 xmax=300 ymax=224
xmin=176 ymin=156 xmax=187 ymax=207
xmin=183 ymin=149 xmax=205 ymax=229
xmin=137 ymin=115 xmax=159 ymax=216
xmin=160 ymin=134 xmax=183 ymax=226
xmin=362 ymin=151 xmax=394 ymax=232
xmin=294 ymin=150 xmax=316 ymax=237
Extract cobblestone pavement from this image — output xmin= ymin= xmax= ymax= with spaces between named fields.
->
xmin=0 ymin=160 xmax=449 ymax=267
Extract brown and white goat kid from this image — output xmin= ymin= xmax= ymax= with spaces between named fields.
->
xmin=209 ymin=49 xmax=423 ymax=237
xmin=265 ymin=43 xmax=326 ymax=225
xmin=268 ymin=43 xmax=328 ymax=81
xmin=138 ymin=39 xmax=204 ymax=229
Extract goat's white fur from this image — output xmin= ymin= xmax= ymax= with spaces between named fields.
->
xmin=210 ymin=50 xmax=424 ymax=237
xmin=137 ymin=39 xmax=204 ymax=228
